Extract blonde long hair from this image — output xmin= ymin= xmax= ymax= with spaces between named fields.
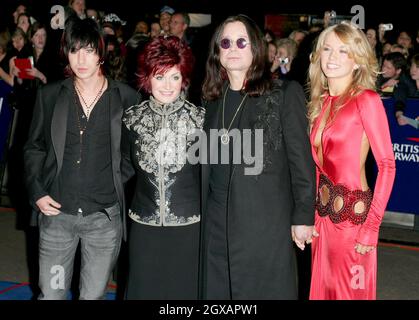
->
xmin=307 ymin=21 xmax=379 ymax=125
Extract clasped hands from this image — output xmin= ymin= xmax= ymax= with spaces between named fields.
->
xmin=291 ymin=225 xmax=375 ymax=255
xmin=291 ymin=225 xmax=318 ymax=250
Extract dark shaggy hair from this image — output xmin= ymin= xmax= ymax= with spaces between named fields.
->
xmin=60 ymin=16 xmax=106 ymax=75
xmin=137 ymin=35 xmax=194 ymax=93
xmin=202 ymin=14 xmax=272 ymax=101
xmin=383 ymin=52 xmax=407 ymax=71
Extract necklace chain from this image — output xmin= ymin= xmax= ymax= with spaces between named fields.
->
xmin=72 ymin=77 xmax=106 ymax=165
xmin=221 ymin=87 xmax=248 ymax=145
xmin=74 ymin=77 xmax=106 ymax=120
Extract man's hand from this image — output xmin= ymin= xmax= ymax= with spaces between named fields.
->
xmin=291 ymin=225 xmax=319 ymax=250
xmin=36 ymin=195 xmax=61 ymax=216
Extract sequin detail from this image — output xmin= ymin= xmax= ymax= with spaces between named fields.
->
xmin=123 ymin=95 xmax=205 ymax=226
xmin=128 ymin=209 xmax=200 ymax=226
xmin=316 ymin=174 xmax=372 ymax=225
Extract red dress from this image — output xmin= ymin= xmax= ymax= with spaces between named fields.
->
xmin=309 ymin=90 xmax=396 ymax=300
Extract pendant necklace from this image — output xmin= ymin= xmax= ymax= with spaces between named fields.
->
xmin=74 ymin=77 xmax=106 ymax=121
xmin=221 ymin=87 xmax=248 ymax=145
xmin=73 ymin=77 xmax=106 ymax=164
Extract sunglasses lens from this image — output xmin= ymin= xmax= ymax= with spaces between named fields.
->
xmin=237 ymin=38 xmax=248 ymax=49
xmin=220 ymin=38 xmax=231 ymax=49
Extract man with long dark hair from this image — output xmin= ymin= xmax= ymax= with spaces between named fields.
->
xmin=200 ymin=14 xmax=316 ymax=299
xmin=24 ymin=16 xmax=139 ymax=300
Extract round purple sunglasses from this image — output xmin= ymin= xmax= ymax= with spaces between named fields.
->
xmin=219 ymin=38 xmax=250 ymax=49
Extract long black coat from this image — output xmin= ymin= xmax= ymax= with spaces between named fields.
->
xmin=23 ymin=77 xmax=140 ymax=240
xmin=200 ymin=80 xmax=316 ymax=299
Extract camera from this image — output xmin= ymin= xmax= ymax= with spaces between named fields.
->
xmin=382 ymin=24 xmax=393 ymax=31
xmin=329 ymin=10 xmax=337 ymax=18
xmin=279 ymin=57 xmax=289 ymax=65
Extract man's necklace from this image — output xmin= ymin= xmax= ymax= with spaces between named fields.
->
xmin=74 ymin=77 xmax=106 ymax=121
xmin=221 ymin=87 xmax=248 ymax=145
xmin=72 ymin=77 xmax=106 ymax=165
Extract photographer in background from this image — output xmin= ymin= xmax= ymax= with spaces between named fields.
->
xmin=395 ymin=53 xmax=419 ymax=126
xmin=377 ymin=52 xmax=414 ymax=125
xmin=378 ymin=52 xmax=407 ymax=92
xmin=270 ymin=38 xmax=298 ymax=80
xmin=378 ymin=23 xmax=393 ymax=45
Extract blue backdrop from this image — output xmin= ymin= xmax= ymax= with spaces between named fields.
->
xmin=0 ymin=81 xmax=13 ymax=164
xmin=382 ymin=97 xmax=419 ymax=215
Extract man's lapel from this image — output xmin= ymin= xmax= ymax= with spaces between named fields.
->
xmin=109 ymin=81 xmax=122 ymax=161
xmin=51 ymin=79 xmax=71 ymax=176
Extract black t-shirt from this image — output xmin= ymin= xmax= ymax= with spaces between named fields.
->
xmin=209 ymin=87 xmax=246 ymax=207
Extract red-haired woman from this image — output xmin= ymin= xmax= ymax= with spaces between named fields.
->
xmin=122 ymin=36 xmax=205 ymax=299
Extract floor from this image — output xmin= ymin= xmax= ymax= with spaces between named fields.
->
xmin=1 ymin=207 xmax=419 ymax=300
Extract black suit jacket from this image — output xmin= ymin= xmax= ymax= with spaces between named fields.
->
xmin=200 ymin=80 xmax=316 ymax=299
xmin=24 ymin=77 xmax=140 ymax=240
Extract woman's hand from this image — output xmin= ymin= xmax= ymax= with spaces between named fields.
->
xmin=292 ymin=225 xmax=319 ymax=250
xmin=9 ymin=57 xmax=20 ymax=77
xmin=270 ymin=55 xmax=281 ymax=73
xmin=355 ymin=243 xmax=375 ymax=255
xmin=26 ymin=67 xmax=47 ymax=83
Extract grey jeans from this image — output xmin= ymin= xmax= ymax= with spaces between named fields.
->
xmin=37 ymin=203 xmax=122 ymax=300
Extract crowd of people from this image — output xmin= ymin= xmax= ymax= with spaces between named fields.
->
xmin=0 ymin=0 xmax=418 ymax=301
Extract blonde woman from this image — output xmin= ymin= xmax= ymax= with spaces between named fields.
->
xmin=307 ymin=22 xmax=396 ymax=300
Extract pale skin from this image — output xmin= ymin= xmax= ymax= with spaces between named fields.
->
xmin=316 ymin=31 xmax=375 ymax=255
xmin=380 ymin=59 xmax=401 ymax=92
xmin=150 ymin=66 xmax=182 ymax=104
xmin=169 ymin=13 xmax=187 ymax=39
xmin=220 ymin=21 xmax=315 ymax=249
xmin=36 ymin=45 xmax=107 ymax=216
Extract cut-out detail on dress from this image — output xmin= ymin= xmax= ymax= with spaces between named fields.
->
xmin=316 ymin=174 xmax=372 ymax=225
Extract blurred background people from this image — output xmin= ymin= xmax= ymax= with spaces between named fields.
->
xmin=159 ymin=5 xmax=174 ymax=36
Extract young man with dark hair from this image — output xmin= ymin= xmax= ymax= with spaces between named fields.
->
xmin=377 ymin=52 xmax=412 ymax=124
xmin=24 ymin=16 xmax=140 ymax=300
xmin=378 ymin=52 xmax=408 ymax=90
